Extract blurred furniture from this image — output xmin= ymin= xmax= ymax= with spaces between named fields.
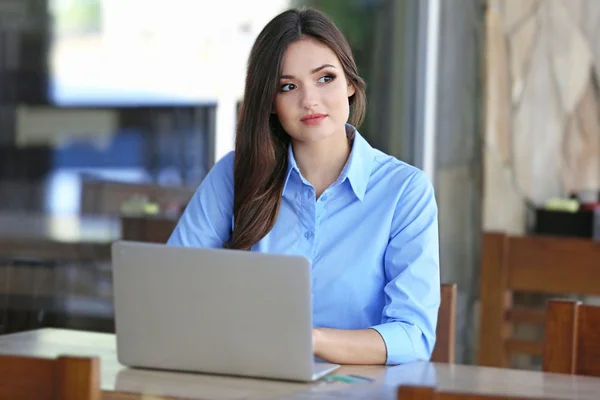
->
xmin=478 ymin=232 xmax=600 ymax=368
xmin=0 ymin=146 xmax=52 ymax=211
xmin=543 ymin=300 xmax=600 ymax=377
xmin=0 ymin=259 xmax=115 ymax=335
xmin=0 ymin=180 xmax=47 ymax=212
xmin=0 ymin=354 xmax=100 ymax=400
xmin=0 ymin=212 xmax=118 ymax=261
xmin=81 ymin=178 xmax=193 ymax=215
xmin=120 ymin=214 xmax=179 ymax=244
xmin=534 ymin=208 xmax=599 ymax=239
xmin=0 ymin=212 xmax=119 ymax=334
xmin=2 ymin=329 xmax=600 ymax=400
xmin=431 ymin=283 xmax=457 ymax=363
xmin=0 ymin=264 xmax=7 ymax=334
xmin=397 ymin=385 xmax=548 ymax=400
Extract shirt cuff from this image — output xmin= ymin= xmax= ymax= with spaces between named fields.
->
xmin=370 ymin=322 xmax=416 ymax=365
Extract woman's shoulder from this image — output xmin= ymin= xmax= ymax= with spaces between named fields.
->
xmin=207 ymin=151 xmax=235 ymax=180
xmin=193 ymin=151 xmax=236 ymax=199
xmin=370 ymin=148 xmax=432 ymax=191
xmin=216 ymin=150 xmax=236 ymax=168
xmin=368 ymin=150 xmax=437 ymax=226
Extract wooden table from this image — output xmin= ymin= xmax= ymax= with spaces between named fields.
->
xmin=2 ymin=329 xmax=600 ymax=399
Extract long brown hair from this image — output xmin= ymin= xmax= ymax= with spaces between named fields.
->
xmin=227 ymin=7 xmax=366 ymax=250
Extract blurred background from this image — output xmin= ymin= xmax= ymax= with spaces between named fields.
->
xmin=1 ymin=0 xmax=599 ymax=371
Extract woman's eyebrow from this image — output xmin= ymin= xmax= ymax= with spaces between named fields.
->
xmin=280 ymin=64 xmax=336 ymax=79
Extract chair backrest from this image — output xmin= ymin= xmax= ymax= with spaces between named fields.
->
xmin=431 ymin=283 xmax=457 ymax=363
xmin=543 ymin=299 xmax=600 ymax=377
xmin=398 ymin=385 xmax=549 ymax=400
xmin=478 ymin=232 xmax=600 ymax=368
xmin=120 ymin=214 xmax=179 ymax=243
xmin=0 ymin=354 xmax=100 ymax=400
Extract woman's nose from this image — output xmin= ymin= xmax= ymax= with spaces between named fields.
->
xmin=300 ymin=87 xmax=319 ymax=110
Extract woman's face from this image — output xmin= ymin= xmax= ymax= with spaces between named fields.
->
xmin=273 ymin=38 xmax=355 ymax=144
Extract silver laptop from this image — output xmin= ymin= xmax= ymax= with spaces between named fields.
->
xmin=111 ymin=240 xmax=339 ymax=382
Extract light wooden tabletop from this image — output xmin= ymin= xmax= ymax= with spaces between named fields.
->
xmin=2 ymin=328 xmax=600 ymax=400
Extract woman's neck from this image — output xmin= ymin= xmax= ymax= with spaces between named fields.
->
xmin=291 ymin=129 xmax=351 ymax=198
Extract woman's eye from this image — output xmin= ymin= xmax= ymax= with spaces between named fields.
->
xmin=318 ymin=75 xmax=335 ymax=83
xmin=281 ymin=83 xmax=296 ymax=92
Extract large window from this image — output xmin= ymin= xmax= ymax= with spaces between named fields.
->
xmin=49 ymin=0 xmax=290 ymax=106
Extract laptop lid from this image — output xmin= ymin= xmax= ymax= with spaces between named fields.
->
xmin=111 ymin=240 xmax=316 ymax=381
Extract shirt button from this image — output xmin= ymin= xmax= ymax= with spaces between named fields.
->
xmin=320 ymin=195 xmax=328 ymax=201
xmin=304 ymin=231 xmax=313 ymax=239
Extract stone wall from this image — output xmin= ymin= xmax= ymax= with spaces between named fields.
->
xmin=483 ymin=0 xmax=600 ymax=369
xmin=484 ymin=0 xmax=600 ymax=234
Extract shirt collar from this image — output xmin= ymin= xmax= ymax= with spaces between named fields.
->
xmin=283 ymin=124 xmax=374 ymax=201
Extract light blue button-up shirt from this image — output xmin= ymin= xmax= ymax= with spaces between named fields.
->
xmin=167 ymin=126 xmax=440 ymax=365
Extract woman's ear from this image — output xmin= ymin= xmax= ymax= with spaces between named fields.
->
xmin=347 ymin=83 xmax=356 ymax=98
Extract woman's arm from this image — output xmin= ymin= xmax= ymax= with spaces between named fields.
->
xmin=313 ymin=328 xmax=386 ymax=365
xmin=167 ymin=152 xmax=234 ymax=248
xmin=314 ymin=170 xmax=440 ymax=365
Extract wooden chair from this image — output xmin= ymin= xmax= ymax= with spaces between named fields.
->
xmin=543 ymin=299 xmax=600 ymax=377
xmin=431 ymin=283 xmax=457 ymax=363
xmin=398 ymin=385 xmax=549 ymax=400
xmin=120 ymin=214 xmax=179 ymax=243
xmin=0 ymin=354 xmax=100 ymax=400
xmin=478 ymin=232 xmax=600 ymax=368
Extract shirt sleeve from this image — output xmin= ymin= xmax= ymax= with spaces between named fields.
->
xmin=167 ymin=151 xmax=234 ymax=248
xmin=369 ymin=169 xmax=441 ymax=365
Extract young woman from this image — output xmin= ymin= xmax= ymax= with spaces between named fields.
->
xmin=168 ymin=7 xmax=440 ymax=366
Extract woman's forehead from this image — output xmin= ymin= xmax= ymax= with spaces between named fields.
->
xmin=280 ymin=38 xmax=341 ymax=75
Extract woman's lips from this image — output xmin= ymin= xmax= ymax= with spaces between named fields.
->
xmin=300 ymin=113 xmax=327 ymax=125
